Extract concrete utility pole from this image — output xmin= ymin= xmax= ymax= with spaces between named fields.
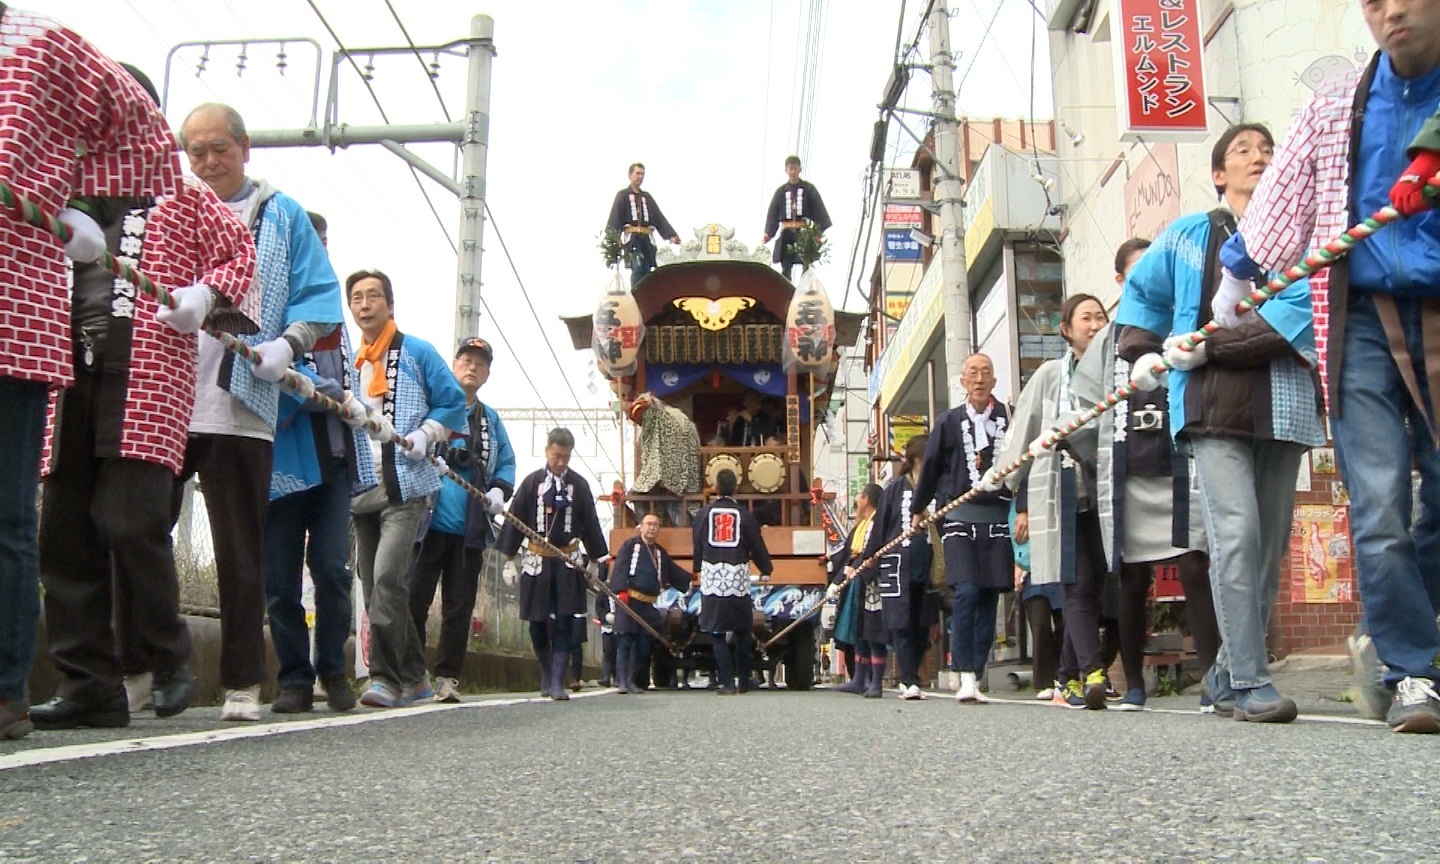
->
xmin=164 ymin=15 xmax=496 ymax=343
xmin=454 ymin=15 xmax=495 ymax=344
xmin=928 ymin=0 xmax=972 ymax=411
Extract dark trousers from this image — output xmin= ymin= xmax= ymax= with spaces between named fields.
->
xmin=600 ymin=632 xmax=616 ymax=684
xmin=1117 ymin=551 xmax=1219 ymax=692
xmin=1059 ymin=509 xmax=1108 ymax=681
xmin=711 ymin=629 xmax=753 ymax=688
xmin=264 ymin=458 xmax=353 ymax=689
xmin=529 ymin=619 xmax=575 ymax=656
xmin=0 ymin=379 xmax=49 ymax=704
xmin=617 ymin=632 xmax=652 ymax=688
xmin=950 ymin=582 xmax=1002 ymax=674
xmin=40 ymin=365 xmax=191 ymax=703
xmin=409 ymin=530 xmax=485 ymax=680
xmin=627 ymin=237 xmax=658 ymax=285
xmin=1025 ymin=596 xmax=1064 ymax=688
xmin=171 ymin=434 xmax=272 ymax=689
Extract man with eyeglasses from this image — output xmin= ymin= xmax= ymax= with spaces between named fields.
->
xmin=409 ymin=337 xmax=516 ymax=703
xmin=1115 ymin=122 xmax=1325 ymax=724
xmin=164 ymin=102 xmax=344 ymax=721
xmin=1225 ymin=0 xmax=1440 ymax=734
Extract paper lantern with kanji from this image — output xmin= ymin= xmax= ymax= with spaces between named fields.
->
xmin=783 ymin=269 xmax=836 ymax=380
xmin=592 ymin=270 xmax=644 ymax=378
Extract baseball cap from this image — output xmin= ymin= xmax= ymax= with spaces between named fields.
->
xmin=456 ymin=337 xmax=494 ymax=363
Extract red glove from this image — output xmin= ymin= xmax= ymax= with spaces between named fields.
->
xmin=1390 ymin=150 xmax=1440 ymax=216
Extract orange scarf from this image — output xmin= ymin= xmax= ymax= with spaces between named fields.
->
xmin=354 ymin=319 xmax=398 ymax=398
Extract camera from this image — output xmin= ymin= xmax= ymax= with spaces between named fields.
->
xmin=1132 ymin=405 xmax=1165 ymax=432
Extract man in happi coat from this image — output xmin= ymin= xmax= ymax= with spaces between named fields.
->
xmin=496 ymin=428 xmax=610 ymax=700
xmin=0 ymin=6 xmax=183 ymax=739
xmin=628 ymin=392 xmax=700 ymax=527
xmin=762 ymin=155 xmax=833 ymax=281
xmin=609 ymin=514 xmax=691 ymax=694
xmin=605 ymin=162 xmax=681 ymax=285
xmin=693 ymin=469 xmax=772 ymax=695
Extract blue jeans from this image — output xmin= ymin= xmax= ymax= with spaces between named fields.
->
xmin=951 ymin=582 xmax=1001 ymax=674
xmin=0 ymin=379 xmax=46 ymax=703
xmin=264 ymin=459 xmax=354 ymax=689
xmin=1191 ymin=435 xmax=1305 ymax=690
xmin=1332 ymin=292 xmax=1440 ymax=687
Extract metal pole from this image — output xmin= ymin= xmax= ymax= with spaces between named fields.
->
xmin=929 ymin=0 xmax=972 ymax=410
xmin=456 ymin=14 xmax=496 ymax=343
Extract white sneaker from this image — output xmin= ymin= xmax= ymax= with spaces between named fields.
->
xmin=902 ymin=684 xmax=926 ymax=701
xmin=1035 ymin=687 xmax=1055 ymax=701
xmin=221 ymin=685 xmax=262 ymax=722
xmin=124 ymin=672 xmax=154 ymax=712
xmin=433 ymin=676 xmax=461 ymax=703
xmin=956 ymin=671 xmax=978 ymax=703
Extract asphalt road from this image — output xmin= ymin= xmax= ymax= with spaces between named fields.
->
xmin=0 ymin=672 xmax=1431 ymax=863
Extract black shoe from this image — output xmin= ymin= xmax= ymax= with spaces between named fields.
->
xmin=31 ymin=691 xmax=129 ymax=730
xmin=271 ymin=686 xmax=314 ymax=714
xmin=152 ymin=667 xmax=196 ymax=718
xmin=716 ymin=685 xmax=737 ymax=696
xmin=321 ymin=677 xmax=357 ymax=713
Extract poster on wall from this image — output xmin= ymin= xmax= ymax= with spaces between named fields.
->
xmin=1124 ymin=142 xmax=1182 ymax=240
xmin=1289 ymin=505 xmax=1354 ymax=604
xmin=1112 ymin=0 xmax=1209 ymax=142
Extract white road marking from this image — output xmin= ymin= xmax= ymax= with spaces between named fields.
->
xmin=0 ymin=689 xmax=614 ymax=772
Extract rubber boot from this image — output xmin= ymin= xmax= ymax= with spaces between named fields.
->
xmin=863 ymin=659 xmax=885 ymax=698
xmin=535 ymin=644 xmax=554 ymax=697
xmin=615 ymin=639 xmax=633 ymax=695
xmin=838 ymin=657 xmax=868 ymax=694
xmin=549 ymin=652 xmax=571 ymax=701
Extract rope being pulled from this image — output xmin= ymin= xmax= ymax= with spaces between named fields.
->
xmin=0 ymin=179 xmax=672 ymax=652
xmin=764 ymin=193 xmax=1423 ymax=654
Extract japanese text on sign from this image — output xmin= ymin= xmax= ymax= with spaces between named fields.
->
xmin=1114 ymin=0 xmax=1207 ymax=141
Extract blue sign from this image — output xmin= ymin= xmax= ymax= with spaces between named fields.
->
xmin=884 ymin=229 xmax=922 ymax=261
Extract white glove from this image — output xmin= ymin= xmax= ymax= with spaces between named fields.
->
xmin=156 ymin=283 xmax=213 ymax=335
xmin=1211 ymin=268 xmax=1258 ymax=328
xmin=484 ymin=487 xmax=506 ymax=516
xmin=825 ymin=582 xmax=842 ymax=602
xmin=604 ymin=612 xmax=615 ymax=626
xmin=1130 ymin=352 xmax=1168 ymax=392
xmin=1163 ymin=334 xmax=1208 ymax=372
xmin=251 ymin=337 xmax=295 ymax=383
xmin=433 ymin=456 xmax=449 ymax=477
xmin=58 ymin=207 xmax=106 ymax=263
xmin=286 ymin=373 xmax=316 ymax=403
xmin=585 ymin=560 xmax=600 ymax=582
xmin=401 ymin=429 xmax=429 ymax=461
xmin=339 ymin=395 xmax=370 ymax=428
xmin=367 ymin=415 xmax=397 ymax=443
xmin=1027 ymin=434 xmax=1053 ymax=460
xmin=978 ymin=466 xmax=1005 ymax=492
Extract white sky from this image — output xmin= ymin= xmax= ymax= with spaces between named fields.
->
xmin=29 ymin=0 xmax=1049 ymax=485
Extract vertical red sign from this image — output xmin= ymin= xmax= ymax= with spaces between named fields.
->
xmin=1115 ymin=0 xmax=1208 ymax=140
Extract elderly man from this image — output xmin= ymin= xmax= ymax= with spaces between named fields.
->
xmin=155 ymin=102 xmax=344 ymax=722
xmin=609 ymin=514 xmax=691 ymax=694
xmin=34 ymin=65 xmax=258 ymax=731
xmin=0 ymin=9 xmax=183 ymax=739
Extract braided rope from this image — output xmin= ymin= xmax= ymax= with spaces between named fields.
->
xmin=765 ymin=196 xmax=1416 ymax=653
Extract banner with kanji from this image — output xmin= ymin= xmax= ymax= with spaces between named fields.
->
xmin=1113 ymin=0 xmax=1209 ymax=141
xmin=1288 ymin=505 xmax=1355 ymax=604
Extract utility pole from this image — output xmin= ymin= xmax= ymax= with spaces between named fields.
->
xmin=163 ymin=14 xmax=496 ymax=344
xmin=455 ymin=14 xmax=495 ymax=343
xmin=928 ymin=0 xmax=972 ymax=411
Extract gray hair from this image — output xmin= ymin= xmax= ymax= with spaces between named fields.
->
xmin=546 ymin=427 xmax=575 ymax=449
xmin=177 ymin=102 xmax=247 ymax=149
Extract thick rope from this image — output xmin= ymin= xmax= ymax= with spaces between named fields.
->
xmin=765 ymin=193 xmax=1422 ymax=653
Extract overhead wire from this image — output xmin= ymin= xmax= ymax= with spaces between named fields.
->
xmin=310 ymin=0 xmax=616 ymax=479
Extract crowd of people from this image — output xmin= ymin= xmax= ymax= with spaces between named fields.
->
xmin=825 ymin=0 xmax=1440 ymax=736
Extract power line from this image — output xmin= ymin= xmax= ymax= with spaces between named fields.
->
xmin=381 ymin=0 xmax=452 ymax=122
xmin=303 ymin=0 xmax=616 ymax=481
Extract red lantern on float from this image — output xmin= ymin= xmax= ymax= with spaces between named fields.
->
xmin=784 ymin=269 xmax=835 ymax=381
xmin=593 ymin=269 xmax=644 ymax=378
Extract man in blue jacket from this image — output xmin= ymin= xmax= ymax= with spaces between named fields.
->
xmin=409 ymin=337 xmax=516 ymax=703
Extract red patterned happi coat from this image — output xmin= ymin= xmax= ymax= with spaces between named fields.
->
xmin=0 ymin=7 xmax=182 ymax=389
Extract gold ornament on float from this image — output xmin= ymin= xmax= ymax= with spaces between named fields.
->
xmin=673 ymin=296 xmax=755 ymax=331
